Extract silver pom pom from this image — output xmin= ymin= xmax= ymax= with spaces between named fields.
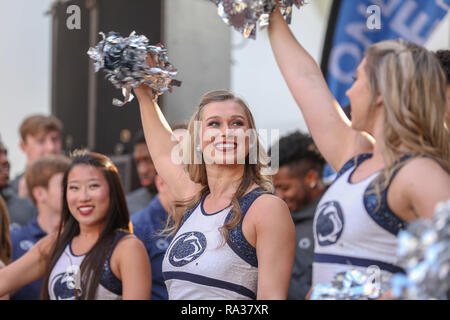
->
xmin=87 ymin=31 xmax=181 ymax=107
xmin=310 ymin=267 xmax=382 ymax=300
xmin=391 ymin=200 xmax=450 ymax=300
xmin=210 ymin=0 xmax=307 ymax=39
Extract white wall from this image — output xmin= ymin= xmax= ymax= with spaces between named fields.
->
xmin=0 ymin=0 xmax=53 ymax=177
xmin=426 ymin=11 xmax=450 ymax=50
xmin=231 ymin=0 xmax=331 ymax=145
xmin=230 ymin=0 xmax=450 ymax=147
xmin=163 ymin=0 xmax=231 ymax=123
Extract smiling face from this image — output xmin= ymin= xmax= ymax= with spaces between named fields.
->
xmin=200 ymin=100 xmax=251 ymax=166
xmin=273 ymin=166 xmax=309 ymax=212
xmin=66 ymin=164 xmax=110 ymax=229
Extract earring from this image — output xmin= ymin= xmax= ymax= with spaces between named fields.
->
xmin=309 ymin=182 xmax=316 ymax=189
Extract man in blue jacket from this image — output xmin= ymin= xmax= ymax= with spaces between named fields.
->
xmin=132 ymin=174 xmax=175 ymax=300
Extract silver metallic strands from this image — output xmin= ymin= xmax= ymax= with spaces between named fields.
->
xmin=278 ymin=0 xmax=307 ymax=24
xmin=391 ymin=200 xmax=450 ymax=300
xmin=210 ymin=0 xmax=308 ymax=39
xmin=310 ymin=267 xmax=382 ymax=300
xmin=87 ymin=31 xmax=181 ymax=107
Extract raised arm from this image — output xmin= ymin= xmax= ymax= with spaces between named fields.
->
xmin=134 ymin=85 xmax=202 ymax=201
xmin=268 ymin=8 xmax=372 ymax=170
xmin=0 ymin=234 xmax=55 ymax=297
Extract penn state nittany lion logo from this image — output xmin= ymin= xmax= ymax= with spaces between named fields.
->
xmin=168 ymin=232 xmax=207 ymax=267
xmin=316 ymin=201 xmax=345 ymax=246
xmin=50 ymin=265 xmax=82 ymax=300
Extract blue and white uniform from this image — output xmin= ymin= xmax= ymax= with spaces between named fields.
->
xmin=48 ymin=231 xmax=128 ymax=300
xmin=313 ymin=154 xmax=409 ymax=288
xmin=162 ymin=188 xmax=268 ymax=300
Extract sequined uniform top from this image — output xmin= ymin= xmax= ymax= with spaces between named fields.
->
xmin=312 ymin=154 xmax=410 ymax=288
xmin=162 ymin=188 xmax=268 ymax=300
xmin=48 ymin=231 xmax=128 ymax=300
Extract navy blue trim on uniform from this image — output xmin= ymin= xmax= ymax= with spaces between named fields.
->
xmin=69 ymin=240 xmax=86 ymax=257
xmin=100 ymin=231 xmax=129 ymax=295
xmin=314 ymin=253 xmax=405 ymax=274
xmin=200 ymin=193 xmax=230 ymax=216
xmin=226 ymin=188 xmax=267 ymax=268
xmin=363 ymin=155 xmax=411 ymax=236
xmin=163 ymin=271 xmax=256 ymax=300
xmin=179 ymin=205 xmax=197 ymax=229
xmin=333 ymin=154 xmax=373 ymax=184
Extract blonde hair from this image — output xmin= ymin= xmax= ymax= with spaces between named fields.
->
xmin=363 ymin=39 xmax=450 ymax=195
xmin=0 ymin=196 xmax=11 ymax=265
xmin=164 ymin=90 xmax=273 ymax=241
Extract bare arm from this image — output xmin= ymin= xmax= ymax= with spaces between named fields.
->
xmin=134 ymin=85 xmax=202 ymax=201
xmin=0 ymin=261 xmax=9 ymax=300
xmin=115 ymin=236 xmax=151 ymax=300
xmin=249 ymin=195 xmax=296 ymax=299
xmin=268 ymin=8 xmax=372 ymax=171
xmin=0 ymin=234 xmax=55 ymax=297
xmin=396 ymin=159 xmax=450 ymax=220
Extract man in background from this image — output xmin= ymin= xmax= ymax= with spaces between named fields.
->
xmin=127 ymin=123 xmax=187 ymax=215
xmin=271 ymin=131 xmax=326 ymax=300
xmin=11 ymin=115 xmax=63 ymax=199
xmin=10 ymin=154 xmax=70 ymax=300
xmin=131 ymin=174 xmax=175 ymax=300
xmin=0 ymin=137 xmax=37 ymax=228
xmin=126 ymin=130 xmax=158 ymax=215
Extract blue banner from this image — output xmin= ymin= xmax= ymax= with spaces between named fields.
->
xmin=326 ymin=0 xmax=450 ymax=107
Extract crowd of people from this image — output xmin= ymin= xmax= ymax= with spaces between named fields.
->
xmin=0 ymin=7 xmax=449 ymax=300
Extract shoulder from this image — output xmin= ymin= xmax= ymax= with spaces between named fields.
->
xmin=246 ymin=194 xmax=292 ymax=225
xmin=390 ymin=157 xmax=450 ymax=219
xmin=110 ymin=234 xmax=150 ymax=283
xmin=395 ymin=157 xmax=449 ymax=184
xmin=34 ymin=233 xmax=58 ymax=259
xmin=251 ymin=193 xmax=288 ymax=210
xmin=401 ymin=157 xmax=447 ymax=171
xmin=114 ymin=234 xmax=147 ymax=256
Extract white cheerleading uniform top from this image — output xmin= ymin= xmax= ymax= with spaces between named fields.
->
xmin=49 ymin=231 xmax=127 ymax=300
xmin=312 ymin=154 xmax=409 ymax=288
xmin=162 ymin=188 xmax=267 ymax=300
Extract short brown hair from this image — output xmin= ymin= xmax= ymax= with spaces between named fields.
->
xmin=25 ymin=154 xmax=71 ymax=205
xmin=19 ymin=115 xmax=63 ymax=141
